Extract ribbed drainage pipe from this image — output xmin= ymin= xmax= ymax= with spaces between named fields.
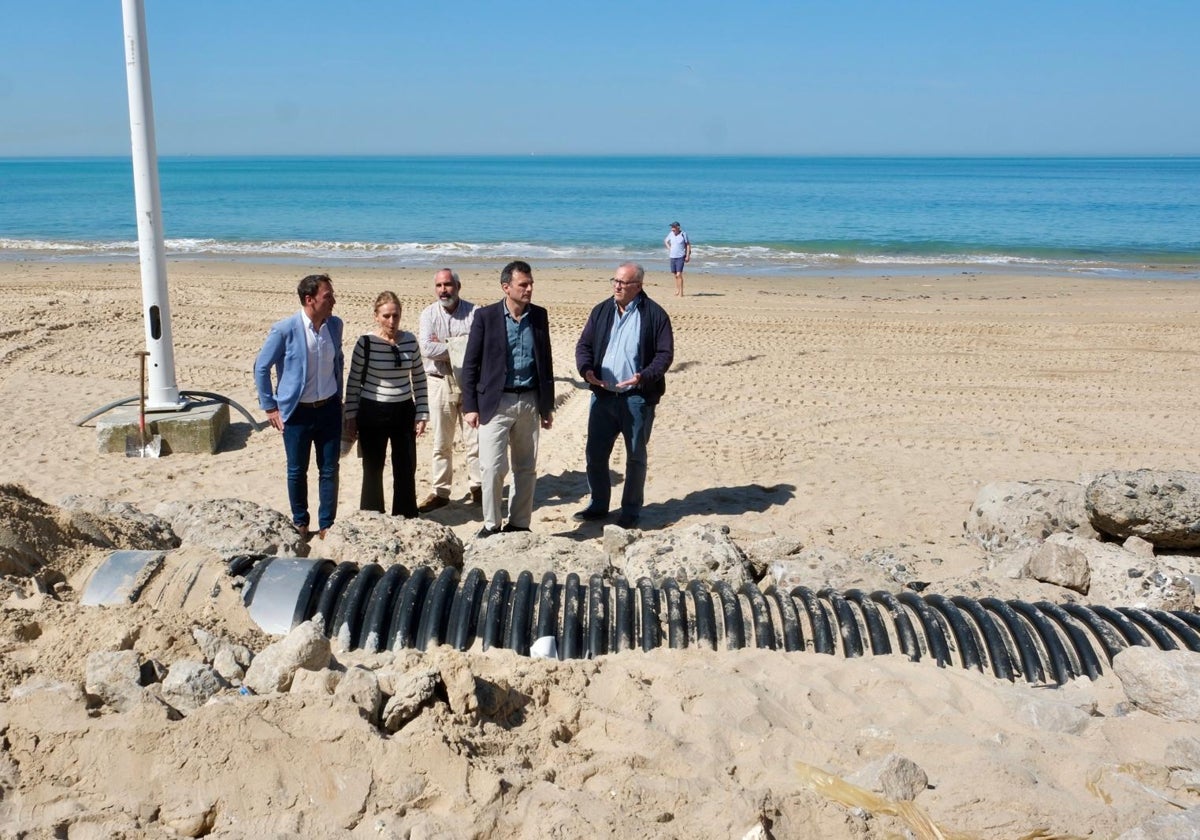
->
xmin=234 ymin=558 xmax=1200 ymax=686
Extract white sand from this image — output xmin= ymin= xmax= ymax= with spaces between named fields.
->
xmin=2 ymin=260 xmax=1200 ymax=837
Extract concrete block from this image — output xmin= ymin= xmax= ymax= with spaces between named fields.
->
xmin=96 ymin=400 xmax=230 ymax=455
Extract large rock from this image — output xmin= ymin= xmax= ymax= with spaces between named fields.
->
xmin=464 ymin=531 xmax=608 ymax=579
xmin=766 ymin=545 xmax=899 ymax=595
xmin=58 ymin=494 xmax=179 ymax=552
xmin=1022 ymin=533 xmax=1194 ymax=609
xmin=617 ymin=523 xmax=754 ymax=587
xmin=84 ymin=649 xmax=144 ymax=712
xmin=1113 ymin=647 xmax=1200 ymax=723
xmin=1085 ymin=537 xmax=1195 ymax=612
xmin=161 ymin=661 xmax=228 ymax=713
xmin=329 ymin=511 xmax=464 ymax=570
xmin=243 ymin=620 xmax=332 ymax=694
xmin=192 ymin=627 xmax=253 ymax=674
xmin=847 ymin=753 xmax=928 ymax=801
xmin=154 ymin=498 xmax=306 ymax=557
xmin=1022 ymin=533 xmax=1092 ymax=593
xmin=334 ymin=665 xmax=384 ymax=723
xmin=1086 ymin=469 xmax=1200 ymax=549
xmin=380 ymin=669 xmax=441 ymax=733
xmin=1116 ymin=806 xmax=1200 ymax=839
xmin=965 ymin=479 xmax=1097 ymax=553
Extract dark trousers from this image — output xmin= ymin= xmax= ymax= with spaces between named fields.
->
xmin=357 ymin=398 xmax=418 ymax=518
xmin=585 ymin=391 xmax=655 ymax=517
xmin=283 ymin=399 xmax=341 ymax=530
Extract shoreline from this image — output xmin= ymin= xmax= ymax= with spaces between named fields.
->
xmin=3 ymin=248 xmax=1199 ymax=282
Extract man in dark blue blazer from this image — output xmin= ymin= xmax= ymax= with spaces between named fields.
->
xmin=461 ymin=261 xmax=555 ymax=537
xmin=253 ymin=274 xmax=345 ymax=540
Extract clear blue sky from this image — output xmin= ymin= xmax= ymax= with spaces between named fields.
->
xmin=2 ymin=1 xmax=1197 ymax=157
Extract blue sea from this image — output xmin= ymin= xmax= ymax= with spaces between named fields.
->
xmin=2 ymin=156 xmax=1198 ymax=278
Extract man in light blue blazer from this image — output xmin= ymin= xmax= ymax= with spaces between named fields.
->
xmin=254 ymin=274 xmax=345 ymax=540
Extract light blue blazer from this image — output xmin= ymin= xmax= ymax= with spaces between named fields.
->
xmin=253 ymin=311 xmax=345 ymax=422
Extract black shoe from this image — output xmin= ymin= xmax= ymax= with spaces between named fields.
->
xmin=616 ymin=513 xmax=640 ymax=529
xmin=476 ymin=526 xmax=500 ymax=539
xmin=572 ymin=506 xmax=609 ymax=522
xmin=501 ymin=523 xmax=530 ymax=533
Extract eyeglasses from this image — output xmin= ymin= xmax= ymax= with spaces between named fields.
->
xmin=391 ymin=346 xmax=405 ymax=368
xmin=610 ymin=278 xmax=642 ymax=288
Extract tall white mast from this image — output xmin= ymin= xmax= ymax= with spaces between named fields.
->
xmin=121 ymin=0 xmax=182 ymax=410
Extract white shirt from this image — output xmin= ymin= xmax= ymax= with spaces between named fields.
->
xmin=299 ymin=310 xmax=338 ymax=402
xmin=418 ymin=299 xmax=477 ymax=377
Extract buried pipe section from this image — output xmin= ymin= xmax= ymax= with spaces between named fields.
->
xmin=82 ymin=553 xmax=1200 ymax=686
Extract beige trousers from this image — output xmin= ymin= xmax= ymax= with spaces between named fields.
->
xmin=477 ymin=391 xmax=541 ymax=530
xmin=428 ymin=374 xmax=480 ymax=497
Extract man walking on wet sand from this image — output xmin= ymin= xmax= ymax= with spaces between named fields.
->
xmin=664 ymin=221 xmax=691 ymax=297
xmin=574 ymin=261 xmax=674 ymax=530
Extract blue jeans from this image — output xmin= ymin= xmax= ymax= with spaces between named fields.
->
xmin=283 ymin=400 xmax=341 ymax=530
xmin=585 ymin=392 xmax=655 ymax=517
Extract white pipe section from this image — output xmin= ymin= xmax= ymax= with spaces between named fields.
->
xmin=121 ymin=0 xmax=182 ymax=410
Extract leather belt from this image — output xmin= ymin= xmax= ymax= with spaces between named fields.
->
xmin=299 ymin=397 xmax=334 ymax=409
xmin=503 ymin=387 xmax=535 ymax=394
xmin=427 ymin=372 xmax=444 ymax=379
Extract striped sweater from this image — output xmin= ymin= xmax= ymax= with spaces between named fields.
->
xmin=344 ymin=332 xmax=429 ymax=421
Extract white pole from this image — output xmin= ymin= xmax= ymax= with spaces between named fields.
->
xmin=121 ymin=0 xmax=182 ymax=410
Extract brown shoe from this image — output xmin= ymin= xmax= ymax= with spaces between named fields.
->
xmin=469 ymin=486 xmax=482 ymax=505
xmin=417 ymin=493 xmax=449 ymax=513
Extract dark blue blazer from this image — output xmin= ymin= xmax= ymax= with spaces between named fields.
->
xmin=461 ymin=300 xmax=554 ymax=425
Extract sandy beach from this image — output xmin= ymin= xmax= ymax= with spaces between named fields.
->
xmin=3 ymin=259 xmax=1200 ymax=837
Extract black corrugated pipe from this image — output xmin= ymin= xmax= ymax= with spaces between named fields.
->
xmin=236 ymin=558 xmax=1200 ymax=686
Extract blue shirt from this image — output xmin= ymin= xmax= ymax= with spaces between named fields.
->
xmin=503 ymin=305 xmax=536 ymax=389
xmin=600 ymin=298 xmax=641 ymax=391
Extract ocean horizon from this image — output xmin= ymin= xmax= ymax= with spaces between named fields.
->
xmin=2 ymin=155 xmax=1198 ymax=279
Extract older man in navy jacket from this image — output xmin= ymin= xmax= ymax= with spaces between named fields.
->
xmin=461 ymin=261 xmax=555 ymax=537
xmin=254 ymin=274 xmax=344 ymax=540
xmin=574 ymin=262 xmax=674 ymax=529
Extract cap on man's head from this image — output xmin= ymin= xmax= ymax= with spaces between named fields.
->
xmin=670 ymin=221 xmax=681 ymax=228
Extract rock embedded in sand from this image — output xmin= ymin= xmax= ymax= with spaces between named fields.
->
xmin=161 ymin=660 xmax=228 ymax=713
xmin=84 ymin=649 xmax=143 ymax=712
xmin=333 ymin=665 xmax=383 ymax=723
xmin=58 ymin=494 xmax=179 ymax=553
xmin=1087 ymin=469 xmax=1200 ymax=549
xmin=242 ymin=619 xmax=331 ymax=694
xmin=1113 ymin=647 xmax=1200 ymax=723
xmin=1166 ymin=736 xmax=1200 ymax=772
xmin=1022 ymin=533 xmax=1093 ymax=593
xmin=966 ymin=479 xmax=1097 ymax=554
xmin=618 ymin=523 xmax=754 ymax=586
xmin=847 ymin=753 xmax=929 ymax=801
xmin=1115 ymin=806 xmax=1200 ymax=840
xmin=192 ymin=627 xmax=252 ymax=672
xmin=153 ymin=497 xmax=307 ymax=557
xmin=380 ymin=668 xmax=441 ymax=733
xmin=327 ymin=510 xmax=465 ymax=570
xmin=1019 ymin=532 xmax=1194 ymax=610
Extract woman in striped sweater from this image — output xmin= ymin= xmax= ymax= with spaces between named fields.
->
xmin=344 ymin=291 xmax=429 ymax=517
